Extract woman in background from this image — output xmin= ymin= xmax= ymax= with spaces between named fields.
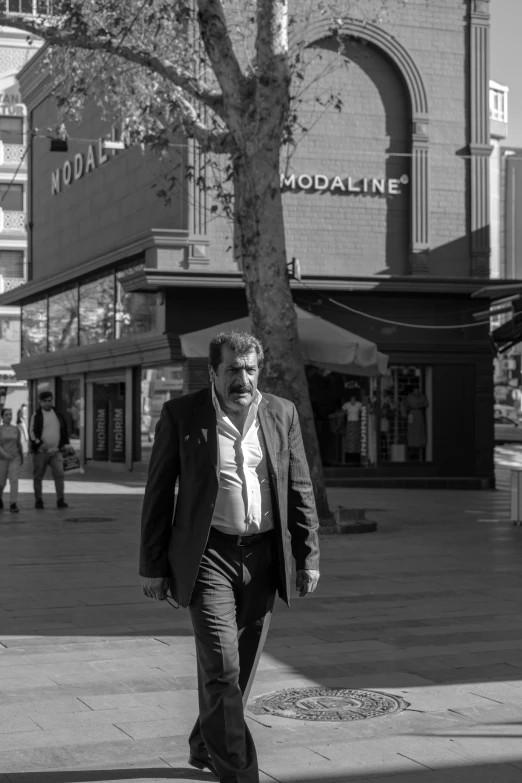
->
xmin=17 ymin=403 xmax=29 ymax=454
xmin=0 ymin=408 xmax=24 ymax=513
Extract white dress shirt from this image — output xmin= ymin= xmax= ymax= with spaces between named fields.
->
xmin=211 ymin=385 xmax=274 ymax=535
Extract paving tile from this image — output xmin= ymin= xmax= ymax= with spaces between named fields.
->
xmin=0 ymin=724 xmax=129 ymax=752
xmin=114 ymin=717 xmax=193 ymax=740
xmin=0 ymin=717 xmax=41 ymax=735
xmin=29 ymin=706 xmax=172 ymax=730
xmin=0 ymin=746 xmax=79 ymax=772
xmin=64 ymin=735 xmax=187 ymax=765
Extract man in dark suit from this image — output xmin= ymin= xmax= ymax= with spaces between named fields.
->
xmin=140 ymin=331 xmax=320 ymax=783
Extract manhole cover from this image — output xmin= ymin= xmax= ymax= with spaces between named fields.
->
xmin=250 ymin=687 xmax=409 ymax=721
xmin=65 ymin=517 xmax=115 ymax=524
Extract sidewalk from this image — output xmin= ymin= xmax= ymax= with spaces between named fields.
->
xmin=0 ymin=465 xmax=522 ymax=782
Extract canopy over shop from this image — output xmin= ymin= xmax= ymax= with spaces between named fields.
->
xmin=179 ymin=306 xmax=389 ymax=377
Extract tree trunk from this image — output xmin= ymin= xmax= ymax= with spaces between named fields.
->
xmin=232 ymin=147 xmax=333 ymax=523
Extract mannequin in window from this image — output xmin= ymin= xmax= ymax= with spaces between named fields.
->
xmin=380 ymin=391 xmax=394 ymax=461
xmin=404 ymin=386 xmax=429 ymax=461
xmin=328 ymin=407 xmax=345 ymax=464
xmin=342 ymin=394 xmax=362 ymax=465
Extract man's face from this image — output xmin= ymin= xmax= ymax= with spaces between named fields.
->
xmin=40 ymin=396 xmax=53 ymax=411
xmin=210 ymin=346 xmax=260 ymax=413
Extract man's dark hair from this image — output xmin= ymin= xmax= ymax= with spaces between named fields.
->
xmin=39 ymin=391 xmax=53 ymax=402
xmin=208 ymin=331 xmax=264 ymax=372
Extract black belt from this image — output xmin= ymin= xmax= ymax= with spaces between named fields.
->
xmin=210 ymin=527 xmax=275 ymax=547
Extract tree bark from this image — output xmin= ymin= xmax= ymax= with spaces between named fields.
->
xmin=232 ymin=146 xmax=332 ymax=522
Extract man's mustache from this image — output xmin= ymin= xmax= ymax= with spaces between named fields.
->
xmin=231 ymin=386 xmax=252 ymax=393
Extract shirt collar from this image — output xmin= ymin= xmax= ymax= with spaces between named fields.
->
xmin=211 ymin=384 xmax=262 ymax=417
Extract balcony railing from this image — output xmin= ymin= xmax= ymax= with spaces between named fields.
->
xmin=0 ymin=274 xmax=25 ymax=294
xmin=2 ymin=144 xmax=26 ymax=165
xmin=0 ymin=210 xmax=26 ymax=232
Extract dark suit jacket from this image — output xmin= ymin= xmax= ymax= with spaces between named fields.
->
xmin=139 ymin=387 xmax=320 ymax=607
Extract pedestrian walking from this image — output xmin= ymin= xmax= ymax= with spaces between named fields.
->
xmin=0 ymin=408 xmax=24 ymax=513
xmin=140 ymin=331 xmax=320 ymax=783
xmin=29 ymin=391 xmax=71 ymax=510
xmin=16 ymin=403 xmax=29 ymax=454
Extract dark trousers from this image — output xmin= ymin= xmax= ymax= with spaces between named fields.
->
xmin=33 ymin=451 xmax=65 ymax=502
xmin=188 ymin=528 xmax=278 ymax=783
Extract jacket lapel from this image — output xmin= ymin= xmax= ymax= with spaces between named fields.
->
xmin=258 ymin=397 xmax=278 ymax=479
xmin=193 ymin=388 xmax=219 ymax=478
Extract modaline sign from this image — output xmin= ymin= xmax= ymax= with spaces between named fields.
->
xmin=280 ymin=173 xmax=409 ymax=195
xmin=51 ymin=140 xmax=110 ymax=195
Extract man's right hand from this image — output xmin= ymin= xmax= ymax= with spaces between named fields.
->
xmin=142 ymin=576 xmax=171 ymax=601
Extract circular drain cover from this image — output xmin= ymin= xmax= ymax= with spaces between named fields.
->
xmin=65 ymin=517 xmax=114 ymax=524
xmin=250 ymin=687 xmax=408 ymax=721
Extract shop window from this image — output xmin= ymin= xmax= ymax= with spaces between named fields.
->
xmin=0 ymin=183 xmax=23 ymax=211
xmin=0 ymin=117 xmax=23 ymax=145
xmin=91 ymin=382 xmax=126 ymax=463
xmin=4 ymin=0 xmax=51 ymax=13
xmin=379 ymin=366 xmax=431 ymax=463
xmin=48 ymin=287 xmax=78 ymax=351
xmin=306 ymin=364 xmax=432 ymax=468
xmin=21 ymin=298 xmax=47 ymax=356
xmin=0 ymin=249 xmax=24 ymax=278
xmin=7 ymin=0 xmax=33 ymax=12
xmin=490 ymin=87 xmax=508 ymax=123
xmin=59 ymin=377 xmax=83 ymax=452
xmin=79 ymin=271 xmax=115 ymax=345
xmin=116 ymin=263 xmax=156 ymax=338
xmin=35 ymin=379 xmax=53 ymax=403
xmin=141 ymin=365 xmax=184 ymax=461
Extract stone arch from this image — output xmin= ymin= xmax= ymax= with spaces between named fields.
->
xmin=293 ymin=18 xmax=430 ymax=269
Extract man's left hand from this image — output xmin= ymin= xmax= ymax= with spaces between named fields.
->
xmin=296 ymin=569 xmax=320 ymax=597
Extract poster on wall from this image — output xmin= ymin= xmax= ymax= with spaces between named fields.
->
xmin=93 ymin=402 xmax=108 ymax=460
xmin=109 ymin=400 xmax=125 ymax=462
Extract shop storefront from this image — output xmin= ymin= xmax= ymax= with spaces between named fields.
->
xmin=309 ymin=364 xmax=432 ymax=469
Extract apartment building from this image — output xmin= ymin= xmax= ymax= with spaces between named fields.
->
xmin=0 ymin=19 xmax=40 ymax=412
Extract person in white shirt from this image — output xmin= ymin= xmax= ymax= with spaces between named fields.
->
xmin=140 ymin=331 xmax=320 ymax=783
xmin=29 ymin=391 xmax=71 ymax=510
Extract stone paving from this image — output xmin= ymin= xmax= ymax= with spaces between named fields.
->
xmin=0 ymin=461 xmax=522 ymax=781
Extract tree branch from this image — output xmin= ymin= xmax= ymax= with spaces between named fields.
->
xmin=196 ymin=0 xmax=247 ymax=110
xmin=254 ymin=0 xmax=291 ymax=137
xmin=0 ymin=15 xmax=224 ymax=114
xmin=256 ymin=0 xmax=289 ymax=70
xmin=172 ymin=93 xmax=234 ymax=153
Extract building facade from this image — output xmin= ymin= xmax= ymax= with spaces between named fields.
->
xmin=0 ymin=0 xmax=508 ymax=485
xmin=0 ymin=24 xmax=40 ymax=414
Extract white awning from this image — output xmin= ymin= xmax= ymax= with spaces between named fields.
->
xmin=180 ymin=306 xmax=388 ymax=377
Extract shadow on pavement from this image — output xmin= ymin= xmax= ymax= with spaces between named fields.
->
xmin=3 ymin=769 xmax=211 ymax=782
xmin=4 ymin=760 xmax=522 ymax=782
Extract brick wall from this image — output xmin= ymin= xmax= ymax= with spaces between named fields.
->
xmin=30 ymin=98 xmax=186 ymax=282
xmin=281 ymin=37 xmax=410 ymax=278
xmin=208 ymin=0 xmax=473 ymax=279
